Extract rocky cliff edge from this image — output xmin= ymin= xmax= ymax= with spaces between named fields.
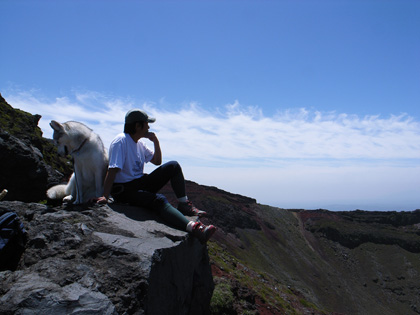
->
xmin=0 ymin=201 xmax=213 ymax=314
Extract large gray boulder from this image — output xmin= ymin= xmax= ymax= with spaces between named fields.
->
xmin=0 ymin=201 xmax=213 ymax=314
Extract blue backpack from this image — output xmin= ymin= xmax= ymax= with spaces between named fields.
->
xmin=0 ymin=211 xmax=27 ymax=271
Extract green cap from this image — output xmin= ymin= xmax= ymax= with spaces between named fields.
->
xmin=125 ymin=109 xmax=156 ymax=124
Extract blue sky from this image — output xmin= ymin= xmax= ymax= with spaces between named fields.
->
xmin=1 ymin=0 xmax=420 ymax=210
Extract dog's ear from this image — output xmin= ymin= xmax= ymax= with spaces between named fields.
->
xmin=50 ymin=120 xmax=64 ymax=132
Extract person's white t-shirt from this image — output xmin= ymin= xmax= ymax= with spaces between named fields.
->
xmin=108 ymin=133 xmax=154 ymax=183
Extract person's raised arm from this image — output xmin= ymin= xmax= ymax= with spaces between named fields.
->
xmin=146 ymin=132 xmax=162 ymax=165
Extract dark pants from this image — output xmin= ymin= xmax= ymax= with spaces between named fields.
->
xmin=112 ymin=161 xmax=189 ymax=229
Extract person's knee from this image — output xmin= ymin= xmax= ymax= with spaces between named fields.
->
xmin=162 ymin=161 xmax=182 ymax=177
xmin=152 ymin=194 xmax=169 ymax=212
xmin=167 ymin=160 xmax=181 ymax=170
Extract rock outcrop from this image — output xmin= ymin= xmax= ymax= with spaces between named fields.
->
xmin=0 ymin=130 xmax=50 ymax=202
xmin=0 ymin=93 xmax=72 ymax=202
xmin=0 ymin=201 xmax=213 ymax=314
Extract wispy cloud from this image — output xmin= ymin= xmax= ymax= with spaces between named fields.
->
xmin=8 ymin=90 xmax=420 ymax=162
xmin=5 ymin=90 xmax=420 ymax=210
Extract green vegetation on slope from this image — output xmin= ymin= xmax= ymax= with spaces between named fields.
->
xmin=208 ymin=240 xmax=324 ymax=315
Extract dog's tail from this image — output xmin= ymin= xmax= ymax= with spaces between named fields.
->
xmin=46 ymin=184 xmax=69 ymax=200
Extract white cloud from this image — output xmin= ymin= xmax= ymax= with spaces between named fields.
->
xmin=4 ymin=90 xmax=420 ymax=210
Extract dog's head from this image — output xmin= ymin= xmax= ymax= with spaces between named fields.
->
xmin=50 ymin=120 xmax=73 ymax=156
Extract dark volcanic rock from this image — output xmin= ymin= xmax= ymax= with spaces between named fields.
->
xmin=0 ymin=201 xmax=213 ymax=314
xmin=0 ymin=93 xmax=71 ymax=200
xmin=0 ymin=131 xmax=50 ymax=202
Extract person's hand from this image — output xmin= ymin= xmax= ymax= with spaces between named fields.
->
xmin=145 ymin=132 xmax=158 ymax=143
xmin=96 ymin=196 xmax=108 ymax=204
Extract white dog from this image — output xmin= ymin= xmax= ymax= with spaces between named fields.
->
xmin=46 ymin=120 xmax=108 ymax=204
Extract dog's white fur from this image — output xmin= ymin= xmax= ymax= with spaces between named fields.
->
xmin=46 ymin=120 xmax=108 ymax=204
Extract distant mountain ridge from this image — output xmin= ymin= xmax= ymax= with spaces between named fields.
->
xmin=2 ymin=94 xmax=420 ymax=314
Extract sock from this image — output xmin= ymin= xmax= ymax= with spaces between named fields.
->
xmin=178 ymin=196 xmax=188 ymax=203
xmin=186 ymin=221 xmax=195 ymax=232
xmin=161 ymin=203 xmax=190 ymax=231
